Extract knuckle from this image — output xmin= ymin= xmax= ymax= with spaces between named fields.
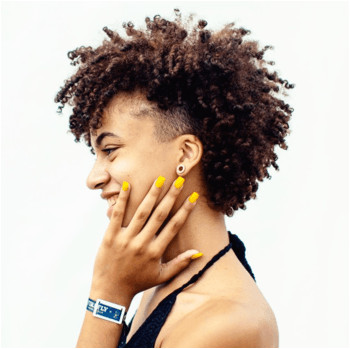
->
xmin=129 ymin=241 xmax=145 ymax=255
xmin=152 ymin=185 xmax=161 ymax=196
xmin=136 ymin=209 xmax=149 ymax=221
xmin=118 ymin=195 xmax=127 ymax=204
xmin=117 ymin=237 xmax=129 ymax=250
xmin=154 ymin=209 xmax=168 ymax=222
xmin=169 ymin=187 xmax=180 ymax=199
xmin=112 ymin=207 xmax=123 ymax=219
xmin=173 ymin=210 xmax=189 ymax=228
xmin=184 ymin=199 xmax=193 ymax=210
xmin=148 ymin=246 xmax=159 ymax=260
xmin=183 ymin=203 xmax=194 ymax=215
xmin=102 ymin=236 xmax=113 ymax=247
xmin=171 ymin=218 xmax=183 ymax=231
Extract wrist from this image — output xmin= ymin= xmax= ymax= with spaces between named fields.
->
xmin=89 ymin=287 xmax=134 ymax=310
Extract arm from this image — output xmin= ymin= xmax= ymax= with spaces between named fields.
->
xmin=75 ymin=177 xmax=200 ymax=347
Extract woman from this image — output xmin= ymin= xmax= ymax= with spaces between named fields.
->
xmin=55 ymin=10 xmax=293 ymax=347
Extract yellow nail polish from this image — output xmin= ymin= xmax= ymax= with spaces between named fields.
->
xmin=155 ymin=176 xmax=166 ymax=188
xmin=191 ymin=252 xmax=203 ymax=260
xmin=188 ymin=192 xmax=199 ymax=203
xmin=174 ymin=176 xmax=185 ymax=189
xmin=122 ymin=181 xmax=129 ymax=191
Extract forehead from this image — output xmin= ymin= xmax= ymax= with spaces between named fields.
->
xmin=90 ymin=90 xmax=156 ymax=143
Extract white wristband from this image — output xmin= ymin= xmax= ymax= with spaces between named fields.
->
xmin=87 ymin=298 xmax=127 ymax=324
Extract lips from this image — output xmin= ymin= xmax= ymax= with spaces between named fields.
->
xmin=107 ymin=194 xmax=119 ymax=208
xmin=106 ymin=194 xmax=119 ymax=219
xmin=101 ymin=191 xmax=120 ymax=219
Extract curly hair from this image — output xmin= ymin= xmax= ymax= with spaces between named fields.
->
xmin=55 ymin=9 xmax=294 ymax=217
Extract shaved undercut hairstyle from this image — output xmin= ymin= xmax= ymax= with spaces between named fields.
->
xmin=55 ymin=9 xmax=294 ymax=217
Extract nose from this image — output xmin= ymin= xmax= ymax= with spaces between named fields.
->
xmin=86 ymin=159 xmax=110 ymax=190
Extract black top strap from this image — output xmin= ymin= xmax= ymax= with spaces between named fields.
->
xmin=228 ymin=232 xmax=256 ymax=281
xmin=173 ymin=241 xmax=232 ymax=296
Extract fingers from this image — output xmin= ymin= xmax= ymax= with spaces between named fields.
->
xmin=105 ymin=181 xmax=131 ymax=240
xmin=125 ymin=176 xmax=166 ymax=237
xmin=139 ymin=176 xmax=186 ymax=242
xmin=158 ymin=249 xmax=200 ymax=284
xmin=152 ymin=192 xmax=199 ymax=257
xmin=108 ymin=175 xmax=198 ymax=253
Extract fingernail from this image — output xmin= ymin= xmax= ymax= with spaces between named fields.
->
xmin=188 ymin=192 xmax=199 ymax=203
xmin=191 ymin=252 xmax=203 ymax=260
xmin=122 ymin=181 xmax=129 ymax=191
xmin=155 ymin=176 xmax=166 ymax=188
xmin=174 ymin=176 xmax=185 ymax=189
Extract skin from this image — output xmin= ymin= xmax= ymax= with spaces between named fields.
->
xmin=77 ymin=90 xmax=279 ymax=347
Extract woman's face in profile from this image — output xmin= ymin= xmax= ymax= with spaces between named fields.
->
xmin=86 ymin=92 xmax=179 ymax=226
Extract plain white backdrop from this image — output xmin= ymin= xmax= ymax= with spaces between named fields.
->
xmin=1 ymin=1 xmax=349 ymax=347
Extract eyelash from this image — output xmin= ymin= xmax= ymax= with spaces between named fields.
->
xmin=102 ymin=148 xmax=118 ymax=156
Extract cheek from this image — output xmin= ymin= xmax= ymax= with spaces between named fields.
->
xmin=113 ymin=148 xmax=175 ymax=225
xmin=111 ymin=156 xmax=153 ymax=182
xmin=128 ymin=148 xmax=170 ymax=180
xmin=112 ymin=156 xmax=155 ymax=222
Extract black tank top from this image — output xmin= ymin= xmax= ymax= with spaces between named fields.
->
xmin=118 ymin=231 xmax=255 ymax=348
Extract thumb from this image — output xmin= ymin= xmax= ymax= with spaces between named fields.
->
xmin=159 ymin=249 xmax=202 ymax=283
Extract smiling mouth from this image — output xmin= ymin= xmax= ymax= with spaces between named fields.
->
xmin=107 ymin=194 xmax=119 ymax=208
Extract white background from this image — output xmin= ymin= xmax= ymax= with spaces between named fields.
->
xmin=1 ymin=1 xmax=349 ymax=347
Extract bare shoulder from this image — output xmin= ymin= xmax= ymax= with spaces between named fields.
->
xmin=160 ymin=297 xmax=279 ymax=348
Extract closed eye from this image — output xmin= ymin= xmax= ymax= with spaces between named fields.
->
xmin=102 ymin=148 xmax=118 ymax=156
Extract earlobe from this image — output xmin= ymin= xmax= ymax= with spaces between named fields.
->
xmin=176 ymin=164 xmax=186 ymax=176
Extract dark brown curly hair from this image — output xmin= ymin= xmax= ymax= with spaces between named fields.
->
xmin=55 ymin=9 xmax=294 ymax=217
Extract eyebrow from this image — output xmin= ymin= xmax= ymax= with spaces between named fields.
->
xmin=95 ymin=132 xmax=122 ymax=147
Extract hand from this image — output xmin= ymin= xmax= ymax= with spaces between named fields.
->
xmin=90 ymin=176 xmax=200 ymax=301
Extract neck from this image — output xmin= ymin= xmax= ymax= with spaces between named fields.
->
xmin=159 ymin=193 xmax=230 ymax=291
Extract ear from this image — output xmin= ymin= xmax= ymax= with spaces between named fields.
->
xmin=176 ymin=134 xmax=203 ymax=174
